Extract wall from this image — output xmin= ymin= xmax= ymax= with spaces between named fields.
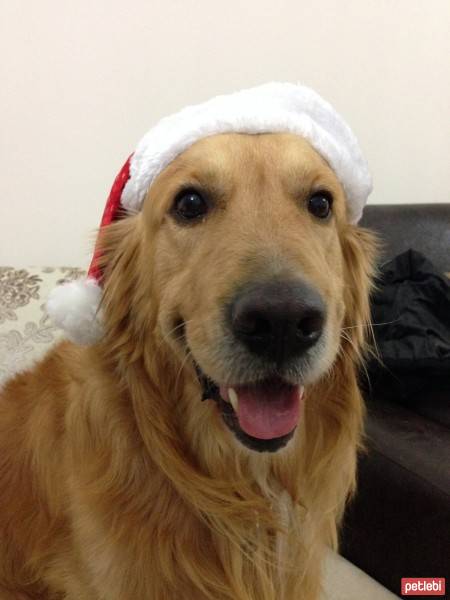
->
xmin=1 ymin=0 xmax=449 ymax=266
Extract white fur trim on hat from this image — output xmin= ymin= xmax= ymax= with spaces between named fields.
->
xmin=122 ymin=82 xmax=372 ymax=224
xmin=47 ymin=278 xmax=103 ymax=345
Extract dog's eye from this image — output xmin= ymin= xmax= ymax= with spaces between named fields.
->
xmin=172 ymin=189 xmax=209 ymax=222
xmin=307 ymin=191 xmax=333 ymax=220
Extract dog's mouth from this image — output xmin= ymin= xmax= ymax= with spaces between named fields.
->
xmin=197 ymin=366 xmax=304 ymax=452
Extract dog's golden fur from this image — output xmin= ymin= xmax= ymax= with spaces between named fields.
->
xmin=0 ymin=133 xmax=376 ymax=599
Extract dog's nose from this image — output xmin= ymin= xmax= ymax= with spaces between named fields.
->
xmin=230 ymin=279 xmax=325 ymax=364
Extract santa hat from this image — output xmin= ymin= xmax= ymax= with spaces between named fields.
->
xmin=47 ymin=82 xmax=372 ymax=345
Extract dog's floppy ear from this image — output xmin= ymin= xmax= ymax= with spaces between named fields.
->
xmin=340 ymin=224 xmax=378 ymax=361
xmin=97 ymin=214 xmax=154 ymax=359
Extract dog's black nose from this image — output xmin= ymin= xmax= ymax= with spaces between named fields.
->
xmin=230 ymin=279 xmax=325 ymax=364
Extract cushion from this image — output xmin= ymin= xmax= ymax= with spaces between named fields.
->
xmin=0 ymin=266 xmax=85 ymax=386
xmin=360 ymin=203 xmax=450 ymax=274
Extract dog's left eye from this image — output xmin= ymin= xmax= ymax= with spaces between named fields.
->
xmin=172 ymin=189 xmax=209 ymax=222
xmin=307 ymin=191 xmax=333 ymax=220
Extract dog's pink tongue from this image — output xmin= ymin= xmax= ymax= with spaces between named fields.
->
xmin=222 ymin=381 xmax=303 ymax=439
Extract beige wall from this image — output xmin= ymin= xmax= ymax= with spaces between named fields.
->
xmin=1 ymin=0 xmax=449 ymax=267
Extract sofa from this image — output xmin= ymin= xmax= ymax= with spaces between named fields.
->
xmin=341 ymin=203 xmax=450 ymax=598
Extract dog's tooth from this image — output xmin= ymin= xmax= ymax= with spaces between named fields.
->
xmin=228 ymin=388 xmax=239 ymax=412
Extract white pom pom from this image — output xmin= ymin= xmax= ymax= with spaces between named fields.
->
xmin=46 ymin=278 xmax=103 ymax=345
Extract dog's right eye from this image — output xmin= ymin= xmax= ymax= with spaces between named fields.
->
xmin=172 ymin=189 xmax=209 ymax=223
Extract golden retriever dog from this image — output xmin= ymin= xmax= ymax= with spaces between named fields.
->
xmin=0 ymin=132 xmax=376 ymax=599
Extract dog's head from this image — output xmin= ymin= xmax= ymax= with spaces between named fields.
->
xmin=101 ymin=133 xmax=376 ymax=455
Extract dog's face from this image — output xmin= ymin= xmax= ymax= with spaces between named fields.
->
xmin=138 ymin=133 xmax=368 ymax=453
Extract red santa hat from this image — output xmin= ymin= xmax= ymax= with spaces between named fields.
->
xmin=47 ymin=82 xmax=373 ymax=345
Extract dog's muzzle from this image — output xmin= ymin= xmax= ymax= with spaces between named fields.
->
xmin=196 ymin=365 xmax=303 ymax=453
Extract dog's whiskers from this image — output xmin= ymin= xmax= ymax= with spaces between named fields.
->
xmin=340 ymin=317 xmax=400 ymax=332
xmin=174 ymin=346 xmax=194 ymax=390
xmin=157 ymin=318 xmax=195 ymax=349
xmin=339 ymin=329 xmax=373 ymax=386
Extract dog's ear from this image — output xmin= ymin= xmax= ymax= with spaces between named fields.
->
xmin=340 ymin=224 xmax=378 ymax=361
xmin=96 ymin=215 xmax=153 ymax=358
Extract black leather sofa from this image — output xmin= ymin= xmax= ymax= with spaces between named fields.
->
xmin=340 ymin=204 xmax=450 ymax=598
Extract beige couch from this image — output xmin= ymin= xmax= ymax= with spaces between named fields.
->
xmin=0 ymin=265 xmax=397 ymax=600
xmin=0 ymin=266 xmax=86 ymax=384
